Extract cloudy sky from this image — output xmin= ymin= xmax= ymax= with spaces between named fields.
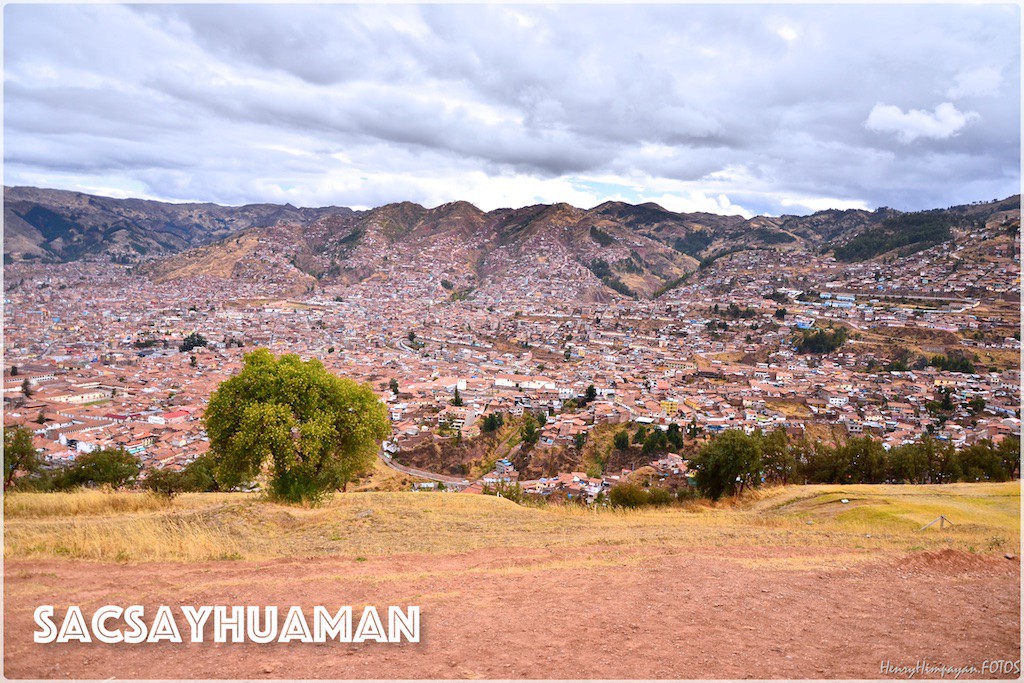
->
xmin=4 ymin=3 xmax=1020 ymax=217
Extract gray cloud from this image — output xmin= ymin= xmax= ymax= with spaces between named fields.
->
xmin=4 ymin=4 xmax=1019 ymax=215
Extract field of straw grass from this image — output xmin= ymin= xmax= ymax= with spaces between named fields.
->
xmin=4 ymin=482 xmax=1018 ymax=562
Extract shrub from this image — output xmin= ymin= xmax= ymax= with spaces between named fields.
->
xmin=609 ymin=483 xmax=648 ymax=509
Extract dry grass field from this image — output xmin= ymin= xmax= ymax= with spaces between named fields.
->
xmin=4 ymin=483 xmax=1020 ymax=679
xmin=4 ymin=482 xmax=1019 ymax=562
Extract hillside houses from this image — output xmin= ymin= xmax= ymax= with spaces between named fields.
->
xmin=3 ymin=217 xmax=1019 ymax=485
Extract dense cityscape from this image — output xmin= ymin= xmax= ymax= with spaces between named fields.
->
xmin=4 ymin=193 xmax=1019 ymax=500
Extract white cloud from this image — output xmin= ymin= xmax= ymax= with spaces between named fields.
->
xmin=777 ymin=196 xmax=870 ymax=213
xmin=3 ymin=4 xmax=1019 ymax=216
xmin=638 ymin=191 xmax=753 ymax=218
xmin=947 ymin=66 xmax=1002 ymax=99
xmin=777 ymin=26 xmax=799 ymax=42
xmin=864 ymin=102 xmax=980 ymax=143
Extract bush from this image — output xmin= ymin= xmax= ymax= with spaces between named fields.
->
xmin=143 ymin=469 xmax=190 ymax=499
xmin=647 ymin=487 xmax=673 ymax=507
xmin=608 ymin=484 xmax=675 ymax=508
xmin=143 ymin=454 xmax=222 ymax=497
xmin=58 ymin=448 xmax=142 ymax=490
xmin=609 ymin=483 xmax=649 ymax=509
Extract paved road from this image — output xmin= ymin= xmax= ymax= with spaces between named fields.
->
xmin=377 ymin=450 xmax=544 ymax=489
xmin=377 ymin=450 xmax=469 ymax=485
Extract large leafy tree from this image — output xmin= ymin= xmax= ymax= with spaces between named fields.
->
xmin=692 ymin=429 xmax=763 ymax=501
xmin=761 ymin=427 xmax=797 ymax=485
xmin=204 ymin=349 xmax=391 ymax=503
xmin=4 ymin=425 xmax=41 ymax=490
xmin=841 ymin=436 xmax=888 ymax=484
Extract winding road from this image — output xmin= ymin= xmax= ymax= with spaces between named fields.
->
xmin=377 ymin=450 xmax=469 ymax=485
xmin=377 ymin=449 xmax=543 ymax=489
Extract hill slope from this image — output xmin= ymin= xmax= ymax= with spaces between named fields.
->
xmin=5 ymin=186 xmax=1018 ymax=299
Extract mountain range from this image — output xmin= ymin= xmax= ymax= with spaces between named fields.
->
xmin=4 ymin=186 xmax=1019 ymax=299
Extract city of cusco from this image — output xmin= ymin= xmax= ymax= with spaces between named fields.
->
xmin=3 ymin=4 xmax=1021 ymax=681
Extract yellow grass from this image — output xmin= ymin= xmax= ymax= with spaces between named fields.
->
xmin=4 ymin=482 xmax=1019 ymax=563
xmin=4 ymin=488 xmax=229 ymax=517
xmin=764 ymin=400 xmax=812 ymax=419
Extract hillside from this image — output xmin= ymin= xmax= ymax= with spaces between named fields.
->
xmin=2 ymin=185 xmax=353 ymax=264
xmin=4 ymin=186 xmax=1018 ymax=299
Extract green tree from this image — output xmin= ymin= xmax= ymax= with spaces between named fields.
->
xmin=633 ymin=425 xmax=649 ymax=444
xmin=666 ymin=422 xmax=684 ymax=450
xmin=760 ymin=427 xmax=796 ymax=484
xmin=482 ymin=412 xmax=505 ymax=433
xmin=841 ymin=436 xmax=888 ymax=484
xmin=64 ymin=448 xmax=141 ymax=489
xmin=584 ymin=384 xmax=598 ymax=404
xmin=926 ymin=387 xmax=955 ymax=419
xmin=10 ymin=365 xmax=18 ymax=376
xmin=613 ymin=430 xmax=630 ymax=451
xmin=796 ymin=327 xmax=847 ymax=354
xmin=996 ymin=436 xmax=1021 ymax=479
xmin=692 ymin=429 xmax=763 ymax=501
xmin=521 ymin=415 xmax=540 ymax=444
xmin=389 ymin=378 xmax=399 ymax=395
xmin=144 ymin=454 xmax=222 ymax=496
xmin=451 ymin=387 xmax=464 ymax=407
xmin=21 ymin=378 xmax=32 ymax=398
xmin=181 ymin=453 xmax=221 ymax=492
xmin=143 ymin=468 xmax=190 ymax=498
xmin=642 ymin=428 xmax=668 ymax=455
xmin=886 ymin=442 xmax=929 ymax=483
xmin=968 ymin=396 xmax=986 ymax=414
xmin=179 ymin=332 xmax=208 ymax=353
xmin=4 ymin=425 xmax=40 ymax=490
xmin=204 ymin=349 xmax=391 ymax=503
xmin=958 ymin=440 xmax=1012 ymax=482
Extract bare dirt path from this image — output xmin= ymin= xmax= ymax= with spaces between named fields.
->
xmin=4 ymin=545 xmax=1019 ymax=679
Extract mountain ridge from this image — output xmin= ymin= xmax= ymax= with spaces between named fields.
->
xmin=4 ymin=185 xmax=1018 ymax=299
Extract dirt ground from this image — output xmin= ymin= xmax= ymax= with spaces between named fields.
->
xmin=4 ymin=545 xmax=1020 ymax=680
